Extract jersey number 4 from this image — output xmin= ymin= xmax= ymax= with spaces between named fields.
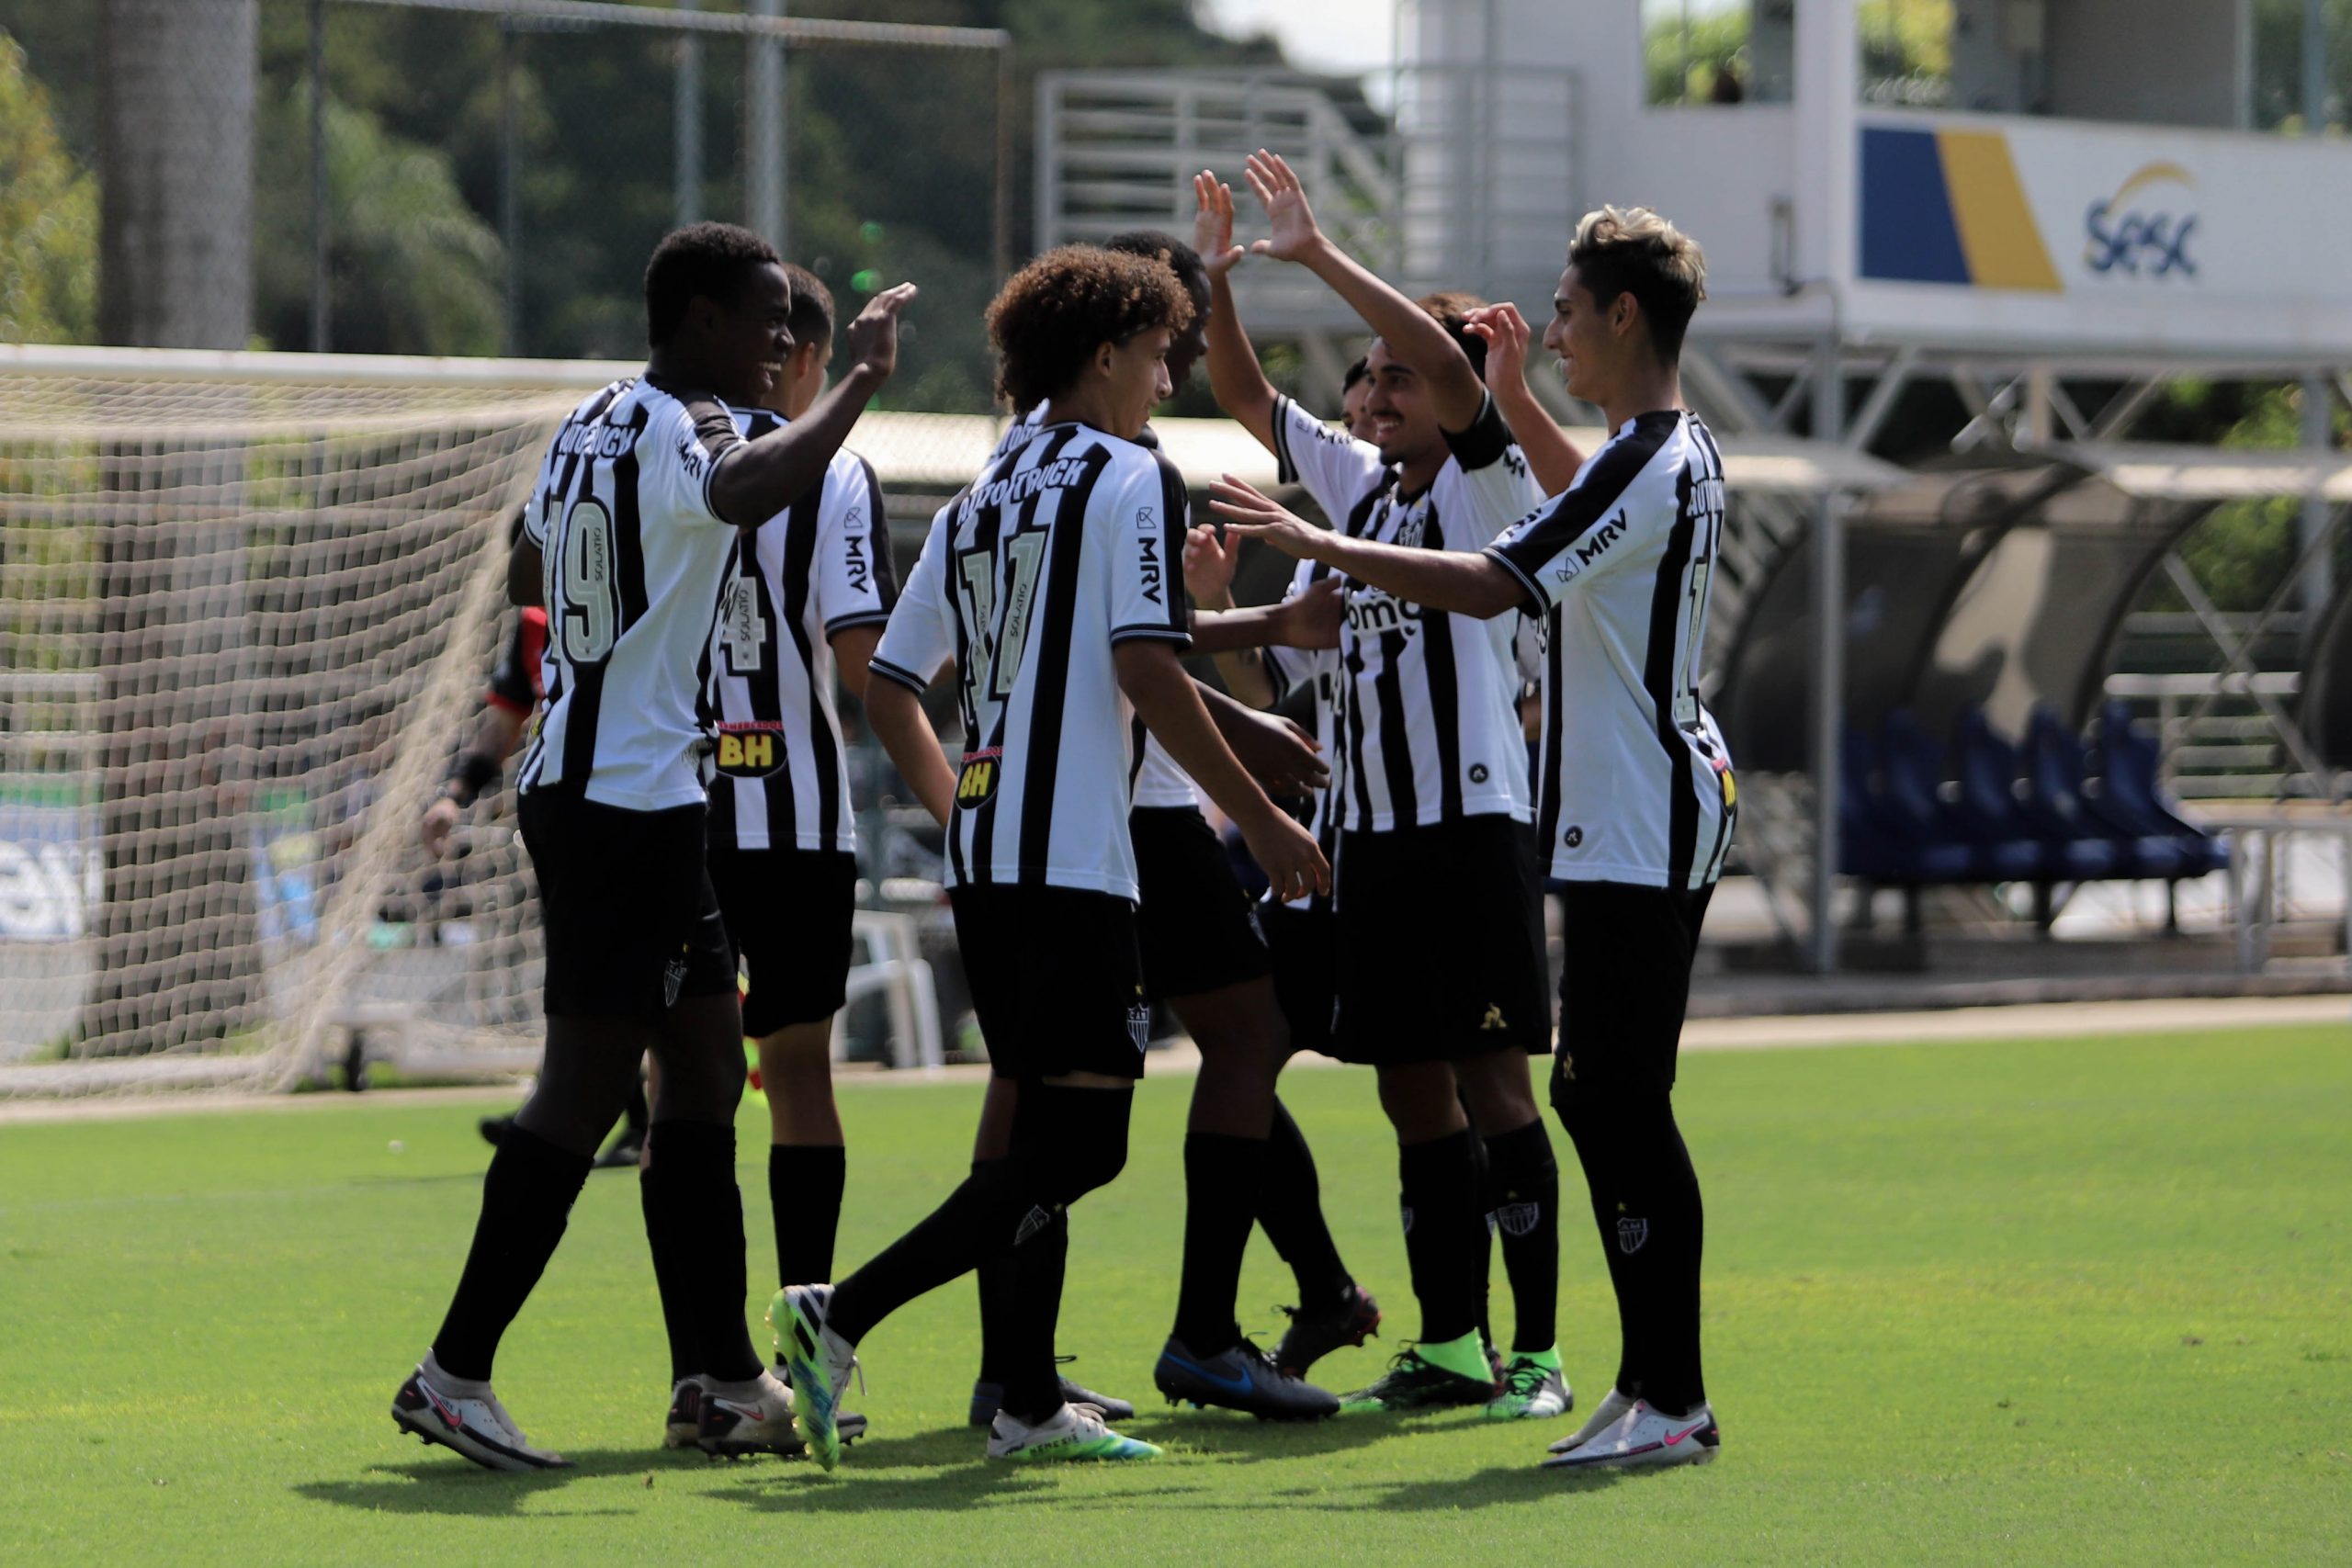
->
xmin=955 ymin=531 xmax=1048 ymax=715
xmin=547 ymin=497 xmax=619 ymax=665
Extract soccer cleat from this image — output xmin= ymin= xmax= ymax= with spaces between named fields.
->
xmin=1540 ymin=1399 xmax=1719 ymax=1471
xmin=1272 ymin=1281 xmax=1383 ymax=1378
xmin=1484 ymin=1351 xmax=1572 ymax=1421
xmin=969 ymin=1364 xmax=1136 ymax=1428
xmin=390 ymin=1360 xmax=570 ymax=1472
xmin=770 ymin=1285 xmax=858 ymax=1471
xmin=663 ymin=1375 xmax=707 ymax=1449
xmin=696 ymin=1370 xmax=802 ymax=1459
xmin=1550 ymin=1385 xmax=1638 ymax=1453
xmin=986 ymin=1401 xmax=1161 ymax=1463
xmin=1154 ymin=1335 xmax=1340 ymax=1421
xmin=1339 ymin=1347 xmax=1498 ymax=1415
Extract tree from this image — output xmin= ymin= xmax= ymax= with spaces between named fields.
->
xmin=0 ymin=32 xmax=96 ymax=343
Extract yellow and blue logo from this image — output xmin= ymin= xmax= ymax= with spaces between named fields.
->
xmin=2083 ymin=162 xmax=2196 ymax=278
xmin=1860 ymin=125 xmax=2062 ymax=291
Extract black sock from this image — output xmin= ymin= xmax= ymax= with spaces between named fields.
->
xmin=1171 ymin=1133 xmax=1268 ymax=1355
xmin=1396 ymin=1126 xmax=1485 ymax=1346
xmin=840 ymin=1084 xmax=1127 ymax=1407
xmin=834 ymin=1159 xmax=1028 ymax=1345
xmin=432 ymin=1125 xmax=593 ymax=1382
xmin=1257 ymin=1099 xmax=1352 ymax=1305
xmin=1469 ymin=1120 xmax=1496 ymax=1355
xmin=973 ymin=1159 xmax=1015 ymax=1388
xmin=1484 ymin=1119 xmax=1560 ymax=1354
xmin=640 ymin=1121 xmax=762 ymax=1383
xmin=1001 ymin=1203 xmax=1069 ymax=1423
xmin=769 ymin=1144 xmax=847 ymax=1288
xmin=1558 ymin=1093 xmax=1705 ymax=1410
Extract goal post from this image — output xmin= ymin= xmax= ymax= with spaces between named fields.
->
xmin=0 ymin=344 xmax=635 ymax=1099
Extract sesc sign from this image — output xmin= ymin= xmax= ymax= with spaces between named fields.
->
xmin=2084 ymin=162 xmax=2197 ymax=280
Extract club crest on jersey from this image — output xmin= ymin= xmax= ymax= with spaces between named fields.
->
xmin=956 ymin=746 xmax=1002 ymax=807
xmin=714 ymin=721 xmax=786 ymax=779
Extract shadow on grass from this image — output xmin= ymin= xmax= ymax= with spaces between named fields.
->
xmin=294 ymin=1448 xmax=707 ymax=1517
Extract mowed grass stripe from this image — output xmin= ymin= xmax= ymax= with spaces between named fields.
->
xmin=0 ymin=1024 xmax=2345 ymax=1566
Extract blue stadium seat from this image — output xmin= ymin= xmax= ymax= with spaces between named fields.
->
xmin=2088 ymin=701 xmax=2226 ymax=880
xmin=2023 ymin=705 xmax=2188 ymax=879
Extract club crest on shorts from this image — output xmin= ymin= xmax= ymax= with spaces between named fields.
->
xmin=662 ymin=956 xmax=688 ymax=1009
xmin=1497 ymin=1201 xmax=1542 ymax=1238
xmin=1616 ymin=1215 xmax=1649 ymax=1255
xmin=713 ymin=721 xmax=786 ymax=779
xmin=1125 ymin=1000 xmax=1151 ymax=1055
xmin=956 ymin=746 xmax=1001 ymax=807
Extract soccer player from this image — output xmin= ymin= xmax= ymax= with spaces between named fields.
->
xmin=1212 ymin=205 xmax=1731 ymax=1470
xmin=966 ymin=231 xmax=1368 ymax=1424
xmin=697 ymin=263 xmax=893 ymax=1371
xmin=1197 ymin=154 xmax=1568 ymax=1421
xmin=389 ymin=222 xmax=914 ymax=1471
xmin=774 ymin=245 xmax=1329 ymax=1468
xmin=424 ymin=594 xmax=649 ymax=1172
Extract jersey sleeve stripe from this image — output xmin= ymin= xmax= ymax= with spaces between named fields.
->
xmin=1490 ymin=422 xmax=1671 ymax=590
xmin=1109 ymin=624 xmax=1193 ymax=646
xmin=1482 ymin=543 xmax=1550 ymax=615
xmin=1272 ymin=395 xmax=1300 ymax=485
xmin=868 ymin=655 xmax=931 ymax=694
xmin=822 ymin=609 xmax=895 ymax=636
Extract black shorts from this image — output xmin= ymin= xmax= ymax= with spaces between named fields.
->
xmin=949 ymin=883 xmax=1149 ymax=1081
xmin=1330 ymin=815 xmax=1550 ymax=1066
xmin=1260 ymin=897 xmax=1336 ymax=1057
xmin=1131 ymin=807 xmax=1272 ymax=1002
xmin=518 ymin=787 xmax=737 ymax=1022
xmin=707 ymin=846 xmax=858 ymax=1035
xmin=1549 ymin=880 xmax=1715 ymax=1110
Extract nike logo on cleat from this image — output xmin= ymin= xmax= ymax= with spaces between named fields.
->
xmin=1663 ymin=1420 xmax=1708 ymax=1446
xmin=1162 ymin=1353 xmax=1254 ymax=1400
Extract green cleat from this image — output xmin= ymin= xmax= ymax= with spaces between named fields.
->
xmin=1483 ymin=1349 xmax=1572 ymax=1420
xmin=1340 ymin=1346 xmax=1498 ymax=1415
xmin=986 ymin=1401 xmax=1161 ymax=1462
xmin=768 ymin=1284 xmax=858 ymax=1471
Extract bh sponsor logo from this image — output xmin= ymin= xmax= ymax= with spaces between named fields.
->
xmin=2084 ymin=162 xmax=2196 ymax=279
xmin=714 ymin=721 xmax=786 ymax=778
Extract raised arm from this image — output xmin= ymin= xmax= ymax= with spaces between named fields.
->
xmin=1211 ymin=476 xmax=1521 ymax=620
xmin=1195 ymin=172 xmax=1278 ymax=452
xmin=707 ymin=284 xmax=915 ymax=526
xmin=1469 ymin=302 xmax=1587 ymax=495
xmin=1244 ymin=151 xmax=1487 ymax=434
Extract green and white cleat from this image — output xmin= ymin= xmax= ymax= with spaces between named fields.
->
xmin=769 ymin=1285 xmax=859 ymax=1471
xmin=986 ymin=1401 xmax=1161 ymax=1463
xmin=1484 ymin=1349 xmax=1572 ymax=1421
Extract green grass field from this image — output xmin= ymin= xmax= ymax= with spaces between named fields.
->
xmin=4 ymin=1024 xmax=2348 ymax=1565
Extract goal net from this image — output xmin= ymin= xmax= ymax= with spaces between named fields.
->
xmin=0 ymin=345 xmax=636 ymax=1100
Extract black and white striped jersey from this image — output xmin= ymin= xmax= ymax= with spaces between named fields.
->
xmin=993 ymin=404 xmax=1199 ymax=810
xmin=518 ymin=376 xmax=742 ymax=811
xmin=870 ymin=423 xmax=1190 ymax=901
xmin=1486 ymin=410 xmax=1736 ymax=891
xmin=1271 ymin=392 xmax=1542 ymax=834
xmin=699 ymin=406 xmax=899 ymax=854
xmin=1264 ymin=552 xmax=1343 ymax=911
